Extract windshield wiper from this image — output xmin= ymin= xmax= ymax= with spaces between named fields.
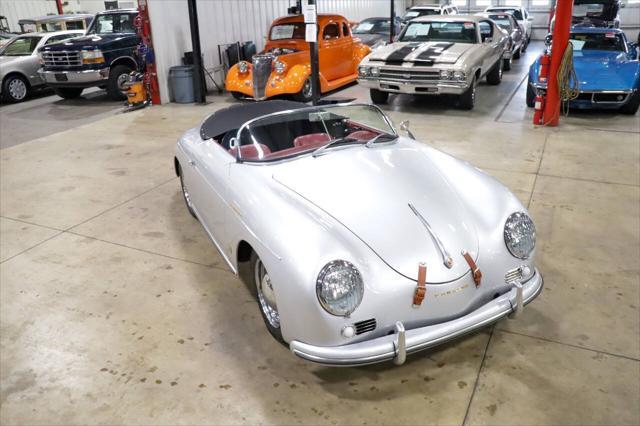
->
xmin=365 ymin=133 xmax=399 ymax=147
xmin=312 ymin=137 xmax=361 ymax=158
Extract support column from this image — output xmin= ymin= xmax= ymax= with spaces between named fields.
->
xmin=187 ymin=0 xmax=206 ymax=104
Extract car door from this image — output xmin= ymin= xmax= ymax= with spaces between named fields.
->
xmin=339 ymin=21 xmax=356 ymax=77
xmin=184 ymin=138 xmax=234 ymax=259
xmin=319 ymin=21 xmax=342 ymax=81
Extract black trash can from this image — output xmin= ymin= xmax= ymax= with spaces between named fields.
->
xmin=169 ymin=65 xmax=195 ymax=103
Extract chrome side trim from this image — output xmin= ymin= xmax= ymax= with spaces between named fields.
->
xmin=408 ymin=203 xmax=454 ymax=269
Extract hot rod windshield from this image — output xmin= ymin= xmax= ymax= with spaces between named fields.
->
xmin=400 ymin=21 xmax=477 ymax=43
xmin=270 ymin=23 xmax=305 ymax=40
xmin=236 ymin=104 xmax=396 ymax=162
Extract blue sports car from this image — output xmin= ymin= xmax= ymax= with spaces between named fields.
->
xmin=527 ymin=28 xmax=640 ymax=115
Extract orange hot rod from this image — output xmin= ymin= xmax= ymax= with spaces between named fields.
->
xmin=225 ymin=14 xmax=371 ymax=101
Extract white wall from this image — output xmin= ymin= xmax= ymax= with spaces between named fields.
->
xmin=63 ymin=0 xmax=138 ymax=14
xmin=0 ymin=0 xmax=57 ymax=33
xmin=148 ymin=0 xmax=408 ymax=103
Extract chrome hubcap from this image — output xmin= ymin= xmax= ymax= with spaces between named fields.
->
xmin=117 ymin=73 xmax=129 ymax=91
xmin=8 ymin=78 xmax=27 ymax=100
xmin=255 ymin=259 xmax=279 ymax=329
xmin=301 ymin=78 xmax=312 ymax=99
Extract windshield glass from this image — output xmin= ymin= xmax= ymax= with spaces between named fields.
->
xmin=353 ymin=19 xmax=390 ymax=34
xmin=489 ymin=15 xmax=513 ymax=31
xmin=404 ymin=9 xmax=439 ymax=20
xmin=235 ymin=105 xmax=396 ymax=162
xmin=87 ymin=13 xmax=136 ymax=34
xmin=401 ymin=21 xmax=477 ymax=43
xmin=0 ymin=36 xmax=41 ymax=56
xmin=270 ymin=23 xmax=305 ymax=40
xmin=490 ymin=8 xmax=523 ymax=20
xmin=570 ymin=32 xmax=624 ymax=51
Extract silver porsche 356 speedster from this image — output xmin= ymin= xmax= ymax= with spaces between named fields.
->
xmin=174 ymin=101 xmax=542 ymax=366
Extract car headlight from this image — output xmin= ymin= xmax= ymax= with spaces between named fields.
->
xmin=440 ymin=69 xmax=453 ymax=80
xmin=37 ymin=52 xmax=44 ymax=65
xmin=453 ymin=70 xmax=466 ymax=81
xmin=238 ymin=61 xmax=249 ymax=73
xmin=504 ymin=212 xmax=536 ymax=259
xmin=370 ymin=66 xmax=380 ymax=77
xmin=358 ymin=66 xmax=369 ymax=77
xmin=316 ymin=260 xmax=364 ymax=317
xmin=81 ymin=49 xmax=104 ymax=64
xmin=274 ymin=60 xmax=286 ymax=74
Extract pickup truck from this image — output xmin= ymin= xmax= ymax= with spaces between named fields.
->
xmin=38 ymin=9 xmax=141 ymax=100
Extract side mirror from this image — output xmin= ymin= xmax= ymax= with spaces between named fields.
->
xmin=399 ymin=120 xmax=415 ymax=140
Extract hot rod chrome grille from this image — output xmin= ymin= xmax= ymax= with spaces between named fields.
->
xmin=252 ymin=55 xmax=273 ymax=100
xmin=41 ymin=51 xmax=82 ymax=67
xmin=504 ymin=267 xmax=523 ymax=284
xmin=354 ymin=318 xmax=377 ymax=335
xmin=378 ymin=68 xmax=440 ymax=82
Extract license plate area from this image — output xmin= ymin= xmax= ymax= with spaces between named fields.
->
xmin=54 ymin=73 xmax=68 ymax=82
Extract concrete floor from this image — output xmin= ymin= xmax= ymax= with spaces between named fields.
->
xmin=1 ymin=43 xmax=639 ymax=425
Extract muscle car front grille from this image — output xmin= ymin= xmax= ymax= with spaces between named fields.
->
xmin=354 ymin=318 xmax=377 ymax=335
xmin=252 ymin=55 xmax=273 ymax=100
xmin=575 ymin=92 xmax=630 ymax=103
xmin=378 ymin=68 xmax=440 ymax=82
xmin=42 ymin=51 xmax=82 ymax=67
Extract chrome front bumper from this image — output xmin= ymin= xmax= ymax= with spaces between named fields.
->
xmin=290 ymin=269 xmax=543 ymax=366
xmin=358 ymin=78 xmax=468 ymax=95
xmin=38 ymin=68 xmax=110 ymax=86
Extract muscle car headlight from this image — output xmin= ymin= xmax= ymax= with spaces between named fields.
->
xmin=274 ymin=60 xmax=286 ymax=74
xmin=370 ymin=67 xmax=380 ymax=77
xmin=81 ymin=49 xmax=105 ymax=64
xmin=453 ymin=70 xmax=466 ymax=81
xmin=440 ymin=69 xmax=453 ymax=80
xmin=316 ymin=260 xmax=364 ymax=317
xmin=238 ymin=61 xmax=249 ymax=74
xmin=504 ymin=212 xmax=536 ymax=259
xmin=358 ymin=66 xmax=369 ymax=77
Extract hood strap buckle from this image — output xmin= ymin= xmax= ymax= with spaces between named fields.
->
xmin=462 ymin=251 xmax=482 ymax=287
xmin=412 ymin=262 xmax=427 ymax=307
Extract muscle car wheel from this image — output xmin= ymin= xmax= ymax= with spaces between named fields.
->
xmin=458 ymin=77 xmax=476 ymax=110
xmin=107 ymin=64 xmax=133 ymax=101
xmin=292 ymin=77 xmax=313 ymax=102
xmin=619 ymin=91 xmax=640 ymax=115
xmin=178 ymin=164 xmax=197 ymax=219
xmin=2 ymin=75 xmax=28 ymax=103
xmin=370 ymin=89 xmax=389 ymax=104
xmin=513 ymin=45 xmax=522 ymax=60
xmin=486 ymin=60 xmax=503 ymax=85
xmin=251 ymin=253 xmax=283 ymax=342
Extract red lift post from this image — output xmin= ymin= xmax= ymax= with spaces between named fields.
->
xmin=541 ymin=0 xmax=574 ymax=126
xmin=55 ymin=0 xmax=64 ymax=14
xmin=137 ymin=0 xmax=161 ymax=105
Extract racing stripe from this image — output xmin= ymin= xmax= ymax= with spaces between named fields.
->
xmin=413 ymin=42 xmax=454 ymax=62
xmin=384 ymin=43 xmax=421 ymax=63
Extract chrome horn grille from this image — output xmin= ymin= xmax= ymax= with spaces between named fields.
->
xmin=252 ymin=55 xmax=273 ymax=100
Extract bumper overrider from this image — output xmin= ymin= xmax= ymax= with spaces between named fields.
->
xmin=290 ymin=269 xmax=543 ymax=366
xmin=38 ymin=68 xmax=110 ymax=88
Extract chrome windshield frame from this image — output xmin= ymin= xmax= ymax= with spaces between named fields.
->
xmin=234 ymin=103 xmax=398 ymax=164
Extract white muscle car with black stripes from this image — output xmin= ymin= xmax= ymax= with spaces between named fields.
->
xmin=358 ymin=15 xmax=509 ymax=109
xmin=174 ymin=100 xmax=543 ymax=366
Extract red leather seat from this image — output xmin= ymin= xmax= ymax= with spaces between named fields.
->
xmin=293 ymin=133 xmax=330 ymax=148
xmin=349 ymin=130 xmax=378 ymax=140
xmin=228 ymin=144 xmax=271 ymax=159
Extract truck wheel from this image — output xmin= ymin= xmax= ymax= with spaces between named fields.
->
xmin=107 ymin=64 xmax=132 ymax=101
xmin=53 ymin=88 xmax=84 ymax=99
xmin=526 ymin=77 xmax=536 ymax=108
xmin=370 ymin=88 xmax=389 ymax=104
xmin=457 ymin=76 xmax=476 ymax=110
xmin=292 ymin=77 xmax=313 ymax=103
xmin=619 ymin=91 xmax=640 ymax=115
xmin=486 ymin=60 xmax=503 ymax=85
xmin=2 ymin=75 xmax=29 ymax=103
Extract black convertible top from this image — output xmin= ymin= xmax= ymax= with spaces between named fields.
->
xmin=200 ymin=100 xmax=307 ymax=140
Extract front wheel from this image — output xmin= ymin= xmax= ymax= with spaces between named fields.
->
xmin=107 ymin=64 xmax=133 ymax=101
xmin=619 ymin=91 xmax=640 ymax=115
xmin=526 ymin=78 xmax=536 ymax=108
xmin=370 ymin=88 xmax=389 ymax=104
xmin=250 ymin=252 xmax=284 ymax=343
xmin=503 ymin=56 xmax=512 ymax=71
xmin=292 ymin=77 xmax=313 ymax=102
xmin=178 ymin=163 xmax=197 ymax=219
xmin=457 ymin=77 xmax=476 ymax=110
xmin=2 ymin=75 xmax=29 ymax=103
xmin=54 ymin=87 xmax=83 ymax=99
xmin=486 ymin=60 xmax=503 ymax=85
xmin=513 ymin=45 xmax=522 ymax=59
